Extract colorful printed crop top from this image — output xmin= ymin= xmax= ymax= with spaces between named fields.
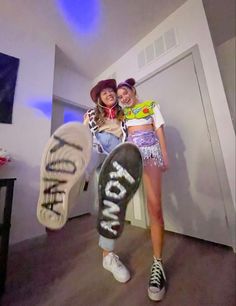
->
xmin=123 ymin=100 xmax=165 ymax=129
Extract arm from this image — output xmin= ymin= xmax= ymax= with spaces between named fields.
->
xmin=153 ymin=103 xmax=169 ymax=171
xmin=83 ymin=112 xmax=89 ymax=125
xmin=155 ymin=126 xmax=169 ymax=172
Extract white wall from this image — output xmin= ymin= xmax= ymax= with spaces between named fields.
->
xmin=0 ymin=3 xmax=55 ymax=243
xmin=94 ymin=0 xmax=235 ymax=250
xmin=0 ymin=0 xmax=234 ymax=246
xmin=94 ymin=0 xmax=235 ymax=209
xmin=216 ymin=37 xmax=235 ymax=129
xmin=53 ymin=61 xmax=93 ymax=108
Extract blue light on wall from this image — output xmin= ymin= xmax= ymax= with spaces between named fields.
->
xmin=30 ymin=100 xmax=52 ymax=119
xmin=57 ymin=0 xmax=101 ymax=35
xmin=64 ymin=109 xmax=84 ymax=123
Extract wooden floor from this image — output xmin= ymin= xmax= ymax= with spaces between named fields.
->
xmin=1 ymin=214 xmax=236 ymax=306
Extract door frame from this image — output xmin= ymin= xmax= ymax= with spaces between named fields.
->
xmin=136 ymin=45 xmax=235 ymax=251
xmin=51 ymin=95 xmax=89 ymax=135
xmin=51 ymin=95 xmax=94 ymax=218
xmin=53 ymin=95 xmax=90 ymax=110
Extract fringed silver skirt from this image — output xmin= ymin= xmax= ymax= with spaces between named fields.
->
xmin=128 ymin=130 xmax=164 ymax=167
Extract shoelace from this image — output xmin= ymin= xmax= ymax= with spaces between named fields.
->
xmin=109 ymin=253 xmax=122 ymax=268
xmin=149 ymin=258 xmax=166 ymax=287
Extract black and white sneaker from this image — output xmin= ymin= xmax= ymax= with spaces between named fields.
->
xmin=37 ymin=122 xmax=92 ymax=230
xmin=148 ymin=257 xmax=166 ymax=301
xmin=97 ymin=142 xmax=143 ymax=240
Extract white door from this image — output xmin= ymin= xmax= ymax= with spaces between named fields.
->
xmin=137 ymin=54 xmax=231 ymax=246
xmin=51 ymin=99 xmax=94 ymax=218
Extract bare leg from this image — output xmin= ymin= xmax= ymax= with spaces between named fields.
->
xmin=143 ymin=163 xmax=164 ymax=258
xmin=143 ymin=162 xmax=166 ymax=301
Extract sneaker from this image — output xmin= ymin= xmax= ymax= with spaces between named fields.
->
xmin=97 ymin=142 xmax=143 ymax=240
xmin=103 ymin=252 xmax=130 ymax=283
xmin=148 ymin=257 xmax=166 ymax=301
xmin=37 ymin=122 xmax=92 ymax=230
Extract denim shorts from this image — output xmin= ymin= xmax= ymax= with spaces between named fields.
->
xmin=96 ymin=132 xmax=121 ymax=154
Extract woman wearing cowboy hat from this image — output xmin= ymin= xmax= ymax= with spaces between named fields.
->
xmin=37 ymin=78 xmax=142 ymax=284
xmin=84 ymin=79 xmax=127 ymax=155
xmin=84 ymin=79 xmax=142 ymax=283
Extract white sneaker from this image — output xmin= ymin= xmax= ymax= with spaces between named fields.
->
xmin=37 ymin=122 xmax=92 ymax=230
xmin=103 ymin=252 xmax=130 ymax=283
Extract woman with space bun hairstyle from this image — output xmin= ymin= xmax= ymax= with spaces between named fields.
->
xmin=117 ymin=78 xmax=169 ymax=301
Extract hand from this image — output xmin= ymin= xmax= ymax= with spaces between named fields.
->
xmin=161 ymin=153 xmax=169 ymax=172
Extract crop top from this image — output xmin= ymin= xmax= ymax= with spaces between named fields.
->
xmin=123 ymin=100 xmax=165 ymax=129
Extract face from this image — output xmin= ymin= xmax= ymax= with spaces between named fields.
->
xmin=117 ymin=86 xmax=136 ymax=107
xmin=99 ymin=87 xmax=117 ymax=107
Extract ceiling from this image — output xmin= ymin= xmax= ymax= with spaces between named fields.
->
xmin=12 ymin=0 xmax=188 ymax=78
xmin=202 ymin=0 xmax=235 ymax=47
xmin=4 ymin=0 xmax=235 ymax=79
xmin=51 ymin=0 xmax=190 ymax=79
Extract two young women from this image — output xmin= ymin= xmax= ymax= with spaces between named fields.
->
xmin=85 ymin=78 xmax=169 ymax=302
xmin=37 ymin=77 xmax=168 ymax=302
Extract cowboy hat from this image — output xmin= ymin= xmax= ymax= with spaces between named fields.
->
xmin=90 ymin=79 xmax=117 ymax=102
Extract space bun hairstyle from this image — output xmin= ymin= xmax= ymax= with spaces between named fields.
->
xmin=117 ymin=78 xmax=136 ymax=90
